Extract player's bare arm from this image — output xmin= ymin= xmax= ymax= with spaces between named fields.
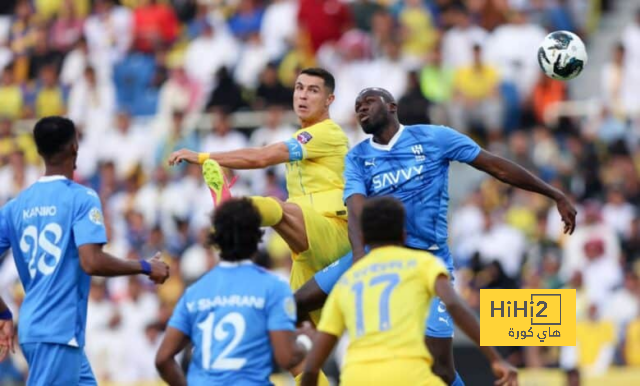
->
xmin=300 ymin=332 xmax=338 ymax=386
xmin=435 ymin=276 xmax=518 ymax=386
xmin=0 ymin=298 xmax=14 ymax=362
xmin=155 ymin=327 xmax=190 ymax=386
xmin=469 ymin=150 xmax=577 ymax=234
xmin=168 ymin=142 xmax=290 ymax=169
xmin=346 ymin=194 xmax=366 ymax=260
xmin=78 ymin=246 xmax=170 ymax=284
xmin=269 ymin=328 xmax=310 ymax=371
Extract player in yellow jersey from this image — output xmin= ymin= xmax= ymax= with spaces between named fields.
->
xmin=301 ymin=197 xmax=518 ymax=386
xmin=168 ymin=67 xmax=349 ymax=307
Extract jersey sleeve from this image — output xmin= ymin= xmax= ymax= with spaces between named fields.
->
xmin=284 ymin=124 xmax=344 ymax=162
xmin=418 ymin=254 xmax=450 ymax=298
xmin=72 ymin=189 xmax=108 ymax=247
xmin=168 ymin=293 xmax=192 ymax=336
xmin=266 ymin=278 xmax=296 ymax=331
xmin=317 ymin=287 xmax=346 ymax=337
xmin=432 ymin=126 xmax=481 ymax=163
xmin=343 ymin=151 xmax=367 ymax=202
xmin=0 ymin=206 xmax=11 ymax=256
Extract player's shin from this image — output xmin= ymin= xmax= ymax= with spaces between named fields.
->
xmin=250 ymin=196 xmax=284 ymax=226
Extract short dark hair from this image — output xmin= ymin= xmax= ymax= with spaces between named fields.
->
xmin=361 ymin=196 xmax=405 ymax=245
xmin=33 ymin=116 xmax=77 ymax=159
xmin=300 ymin=68 xmax=335 ymax=93
xmin=209 ymin=198 xmax=264 ymax=261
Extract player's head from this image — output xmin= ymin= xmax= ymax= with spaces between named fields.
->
xmin=209 ymin=198 xmax=264 ymax=262
xmin=355 ymin=87 xmax=398 ymax=135
xmin=33 ymin=116 xmax=78 ymax=169
xmin=361 ymin=196 xmax=406 ymax=247
xmin=293 ymin=68 xmax=335 ymax=124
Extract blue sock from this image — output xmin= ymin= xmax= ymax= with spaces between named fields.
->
xmin=450 ymin=372 xmax=465 ymax=386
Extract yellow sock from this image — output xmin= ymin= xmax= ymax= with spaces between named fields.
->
xmin=250 ymin=196 xmax=283 ymax=227
xmin=294 ymin=371 xmax=330 ymax=386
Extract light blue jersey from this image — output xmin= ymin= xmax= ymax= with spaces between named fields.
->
xmin=0 ymin=175 xmax=107 ymax=348
xmin=343 ymin=124 xmax=480 ymax=270
xmin=169 ymin=260 xmax=296 ymax=386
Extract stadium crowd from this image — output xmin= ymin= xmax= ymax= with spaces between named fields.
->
xmin=0 ymin=0 xmax=639 ymax=384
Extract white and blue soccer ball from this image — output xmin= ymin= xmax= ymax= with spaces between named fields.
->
xmin=537 ymin=30 xmax=588 ymax=81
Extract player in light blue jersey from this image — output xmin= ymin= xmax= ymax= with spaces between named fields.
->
xmin=0 ymin=116 xmax=170 ymax=385
xmin=296 ymin=88 xmax=577 ymax=385
xmin=155 ymin=198 xmax=311 ymax=386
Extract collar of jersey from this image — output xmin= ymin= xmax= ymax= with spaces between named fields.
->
xmin=368 ymin=125 xmax=405 ymax=151
xmin=38 ymin=175 xmax=68 ymax=182
xmin=218 ymin=260 xmax=254 ymax=268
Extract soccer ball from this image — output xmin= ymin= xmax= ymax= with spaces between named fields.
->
xmin=537 ymin=31 xmax=588 ymax=81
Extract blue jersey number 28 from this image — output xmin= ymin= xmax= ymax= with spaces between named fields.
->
xmin=350 ymin=273 xmax=400 ymax=336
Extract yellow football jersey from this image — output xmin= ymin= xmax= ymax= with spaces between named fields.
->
xmin=318 ymin=246 xmax=449 ymax=365
xmin=285 ymin=119 xmax=348 ymax=219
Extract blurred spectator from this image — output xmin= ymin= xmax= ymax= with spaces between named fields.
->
xmin=603 ymin=271 xmax=640 ymax=333
xmin=449 ymin=44 xmax=502 ymax=137
xmin=206 ymin=66 xmax=248 ymax=113
xmin=0 ymin=117 xmax=37 ymax=166
xmin=132 ymin=0 xmax=179 ymax=53
xmin=155 ymin=109 xmax=198 ymax=170
xmin=68 ymin=65 xmax=116 ymax=140
xmin=98 ymin=110 xmax=147 ymax=180
xmin=620 ymin=8 xmax=640 ymax=117
xmin=49 ymin=0 xmax=86 ymax=54
xmin=254 ymin=63 xmax=293 ymax=109
xmin=625 ymin=311 xmax=640 ymax=366
xmin=562 ymin=201 xmax=621 ymax=280
xmin=0 ymin=65 xmax=23 ymax=119
xmin=350 ymin=0 xmax=383 ymax=32
xmin=297 ymin=0 xmax=352 ymax=53
xmin=27 ymin=26 xmax=64 ymax=81
xmin=235 ymin=32 xmax=269 ymax=90
xmin=180 ymin=227 xmax=217 ymax=285
xmin=228 ymin=0 xmax=265 ymax=40
xmin=0 ymin=149 xmax=39 ymax=204
xmin=397 ymin=71 xmax=431 ymax=125
xmin=600 ymin=43 xmax=625 ymax=117
xmin=398 ymin=0 xmax=437 ymax=68
xmin=602 ymin=186 xmax=635 ymax=240
xmin=441 ymin=4 xmax=488 ymax=69
xmin=530 ymin=74 xmax=567 ymax=125
xmin=419 ymin=43 xmax=454 ymax=123
xmin=260 ymin=0 xmax=297 ymax=61
xmin=9 ymin=0 xmax=38 ymax=83
xmin=32 ymin=64 xmax=66 ymax=118
xmin=201 ymin=109 xmax=248 ymax=153
xmin=575 ymin=304 xmax=616 ymax=376
xmin=84 ymin=0 xmax=133 ymax=63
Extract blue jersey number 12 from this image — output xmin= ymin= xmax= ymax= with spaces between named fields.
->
xmin=351 ymin=273 xmax=400 ymax=336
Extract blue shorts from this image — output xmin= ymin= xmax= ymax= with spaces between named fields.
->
xmin=314 ymin=247 xmax=455 ymax=338
xmin=21 ymin=343 xmax=97 ymax=386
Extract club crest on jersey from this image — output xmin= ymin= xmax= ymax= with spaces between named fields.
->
xmin=297 ymin=131 xmax=313 ymax=144
xmin=412 ymin=144 xmax=426 ymax=163
xmin=284 ymin=297 xmax=297 ymax=319
xmin=89 ymin=207 xmax=103 ymax=226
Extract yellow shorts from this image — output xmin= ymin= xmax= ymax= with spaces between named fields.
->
xmin=341 ymin=358 xmax=445 ymax=386
xmin=289 ymin=203 xmax=349 ymax=323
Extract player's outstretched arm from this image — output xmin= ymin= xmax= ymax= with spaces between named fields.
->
xmin=435 ymin=276 xmax=518 ymax=386
xmin=346 ymin=194 xmax=367 ymax=261
xmin=78 ymin=245 xmax=169 ymax=284
xmin=155 ymin=327 xmax=189 ymax=386
xmin=300 ymin=331 xmax=338 ymax=386
xmin=168 ymin=142 xmax=291 ymax=170
xmin=469 ymin=150 xmax=577 ymax=234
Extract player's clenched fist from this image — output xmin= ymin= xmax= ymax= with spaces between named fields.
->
xmin=168 ymin=148 xmax=199 ymax=166
xmin=144 ymin=253 xmax=170 ymax=284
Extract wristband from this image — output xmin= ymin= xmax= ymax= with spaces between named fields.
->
xmin=140 ymin=260 xmax=152 ymax=275
xmin=0 ymin=309 xmax=12 ymax=320
xmin=296 ymin=334 xmax=313 ymax=353
xmin=198 ymin=153 xmax=209 ymax=164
